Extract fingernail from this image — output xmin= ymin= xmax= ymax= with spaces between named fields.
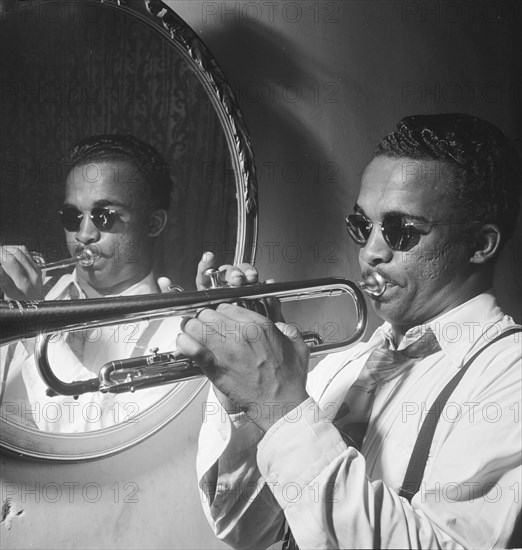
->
xmin=180 ymin=316 xmax=193 ymax=330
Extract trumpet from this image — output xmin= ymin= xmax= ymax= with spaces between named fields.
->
xmin=0 ymin=275 xmax=385 ymax=396
xmin=31 ymin=249 xmax=97 ymax=274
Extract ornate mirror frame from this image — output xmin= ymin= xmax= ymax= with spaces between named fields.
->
xmin=0 ymin=0 xmax=258 ymax=460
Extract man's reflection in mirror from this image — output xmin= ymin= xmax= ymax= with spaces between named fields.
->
xmin=0 ymin=135 xmax=182 ymax=432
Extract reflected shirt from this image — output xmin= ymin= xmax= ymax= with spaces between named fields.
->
xmin=196 ymin=292 xmax=522 ymax=549
xmin=2 ymin=270 xmax=183 ymax=433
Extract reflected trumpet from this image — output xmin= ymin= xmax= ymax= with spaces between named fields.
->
xmin=31 ymin=249 xmax=97 ymax=274
xmin=0 ymin=276 xmax=381 ymax=396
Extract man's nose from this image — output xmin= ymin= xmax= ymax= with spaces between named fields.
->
xmin=359 ymin=224 xmax=393 ymax=266
xmin=74 ymin=214 xmax=100 ymax=244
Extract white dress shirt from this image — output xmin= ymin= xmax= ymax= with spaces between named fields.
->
xmin=197 ymin=292 xmax=522 ymax=549
xmin=1 ymin=270 xmax=182 ymax=433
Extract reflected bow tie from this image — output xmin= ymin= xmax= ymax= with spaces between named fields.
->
xmin=333 ymin=328 xmax=442 ymax=449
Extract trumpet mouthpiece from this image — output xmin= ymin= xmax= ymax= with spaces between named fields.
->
xmin=76 ymin=248 xmax=96 ymax=267
xmin=357 ymin=272 xmax=386 ymax=297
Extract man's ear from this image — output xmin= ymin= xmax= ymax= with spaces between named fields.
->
xmin=148 ymin=209 xmax=168 ymax=237
xmin=469 ymin=223 xmax=501 ymax=264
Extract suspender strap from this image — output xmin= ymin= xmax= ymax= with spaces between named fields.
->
xmin=399 ymin=327 xmax=522 ymax=502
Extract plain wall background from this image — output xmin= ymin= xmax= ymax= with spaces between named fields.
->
xmin=173 ymin=0 xmax=520 ymax=333
xmin=1 ymin=1 xmax=520 ymax=549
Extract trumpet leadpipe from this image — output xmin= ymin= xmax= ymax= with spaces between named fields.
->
xmin=0 ymin=277 xmax=368 ymax=396
xmin=31 ymin=249 xmax=97 ymax=273
xmin=32 ymin=255 xmax=77 ymax=273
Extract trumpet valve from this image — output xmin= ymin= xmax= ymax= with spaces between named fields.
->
xmin=204 ymin=268 xmax=221 ymax=288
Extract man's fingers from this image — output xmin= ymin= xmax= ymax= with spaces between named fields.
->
xmin=196 ymin=251 xmax=216 ymax=289
xmin=176 ymin=332 xmax=217 ymax=371
xmin=0 ymin=267 xmax=25 ymax=300
xmin=183 ymin=304 xmax=271 ymax=349
xmin=0 ymin=249 xmax=42 ymax=300
xmin=196 ymin=252 xmax=260 ymax=290
xmin=235 ymin=263 xmax=259 ymax=284
xmin=196 ymin=255 xmax=246 ymax=288
xmin=215 ymin=264 xmax=236 ymax=285
xmin=182 ymin=310 xmax=227 ymax=347
xmin=221 ymin=263 xmax=258 ymax=286
xmin=157 ymin=276 xmax=172 ymax=293
xmin=1 ymin=245 xmax=38 ymax=271
xmin=209 ymin=264 xmax=249 ymax=287
xmin=21 ymin=247 xmax=40 ymax=270
xmin=275 ymin=322 xmax=310 ymax=364
xmin=215 ymin=302 xmax=271 ymax=325
xmin=275 ymin=322 xmax=301 ymax=341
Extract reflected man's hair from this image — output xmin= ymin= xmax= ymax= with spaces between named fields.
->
xmin=374 ymin=113 xmax=521 ymax=242
xmin=69 ymin=134 xmax=173 ymax=210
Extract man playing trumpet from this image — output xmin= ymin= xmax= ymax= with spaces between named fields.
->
xmin=181 ymin=114 xmax=522 ymax=549
xmin=0 ymin=134 xmax=182 ymax=432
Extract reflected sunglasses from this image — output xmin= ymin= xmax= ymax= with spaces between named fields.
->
xmin=59 ymin=206 xmax=119 ymax=232
xmin=345 ymin=213 xmax=474 ymax=252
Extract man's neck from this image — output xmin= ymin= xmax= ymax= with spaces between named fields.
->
xmin=77 ymin=272 xmax=156 ymax=298
xmin=389 ymin=284 xmax=490 ymax=346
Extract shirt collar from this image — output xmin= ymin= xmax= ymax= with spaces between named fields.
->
xmin=46 ymin=270 xmax=159 ymax=299
xmin=373 ymin=291 xmax=505 ymax=367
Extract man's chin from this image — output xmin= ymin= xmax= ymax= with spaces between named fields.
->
xmin=368 ymin=281 xmax=399 ymax=302
xmin=76 ymin=268 xmax=109 ymax=292
xmin=370 ymin=286 xmax=405 ymax=321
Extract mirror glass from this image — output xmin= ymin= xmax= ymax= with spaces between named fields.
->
xmin=0 ymin=0 xmax=257 ymax=459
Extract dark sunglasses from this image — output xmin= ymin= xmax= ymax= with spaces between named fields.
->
xmin=59 ymin=206 xmax=119 ymax=232
xmin=345 ymin=213 xmax=472 ymax=252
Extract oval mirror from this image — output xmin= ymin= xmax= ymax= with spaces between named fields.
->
xmin=0 ymin=0 xmax=257 ymax=460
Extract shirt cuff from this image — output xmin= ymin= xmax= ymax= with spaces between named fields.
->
xmin=256 ymin=397 xmax=351 ymax=509
xmin=205 ymin=384 xmax=253 ymax=434
xmin=197 ymin=389 xmax=265 ymax=491
xmin=198 ymin=385 xmax=264 ymax=466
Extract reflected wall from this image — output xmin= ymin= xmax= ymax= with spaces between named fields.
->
xmin=0 ymin=1 xmax=238 ymax=291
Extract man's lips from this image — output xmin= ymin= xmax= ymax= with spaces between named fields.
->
xmin=73 ymin=246 xmax=102 ymax=266
xmin=362 ymin=270 xmax=397 ymax=287
xmin=360 ymin=272 xmax=402 ymax=300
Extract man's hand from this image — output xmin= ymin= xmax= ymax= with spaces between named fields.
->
xmin=0 ymin=245 xmax=45 ymax=300
xmin=177 ymin=303 xmax=310 ymax=432
xmin=196 ymin=251 xmax=260 ymax=289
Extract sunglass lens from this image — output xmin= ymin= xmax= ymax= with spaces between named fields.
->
xmin=346 ymin=215 xmax=372 ymax=244
xmin=91 ymin=208 xmax=116 ymax=231
xmin=59 ymin=207 xmax=82 ymax=231
xmin=382 ymin=217 xmax=420 ymax=251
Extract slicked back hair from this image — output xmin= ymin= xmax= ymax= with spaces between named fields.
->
xmin=68 ymin=134 xmax=173 ymax=210
xmin=374 ymin=113 xmax=521 ymax=243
